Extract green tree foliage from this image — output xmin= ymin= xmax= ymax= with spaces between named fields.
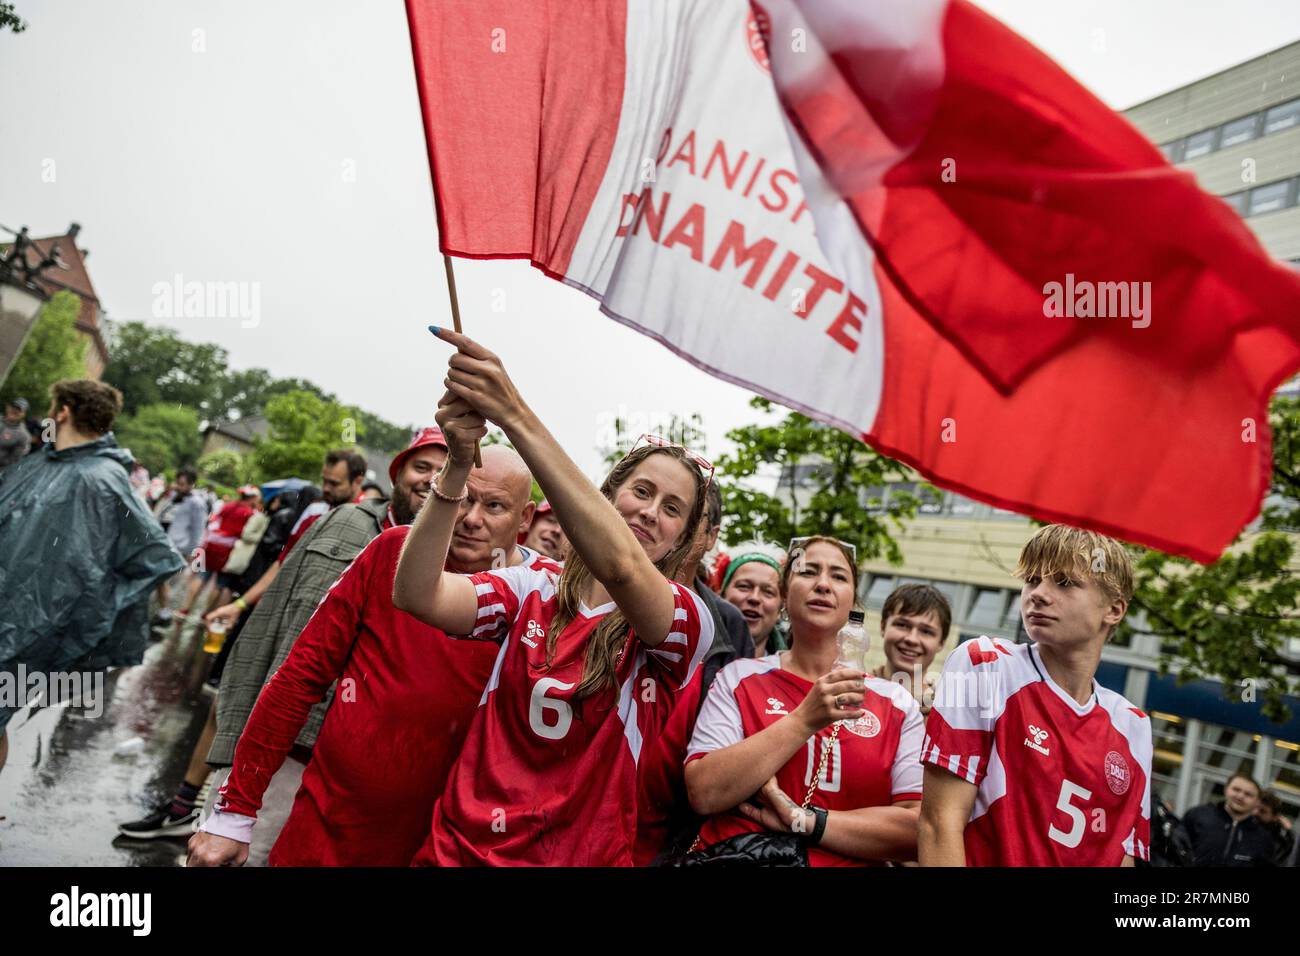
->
xmin=197 ymin=448 xmax=251 ymax=488
xmin=102 ymin=322 xmax=228 ymax=417
xmin=0 ymin=291 xmax=87 ymax=409
xmin=0 ymin=2 xmax=26 ymax=33
xmin=113 ymin=403 xmax=202 ymax=474
xmin=101 ymin=321 xmax=415 ymax=451
xmin=716 ymin=397 xmax=918 ymax=564
xmin=1125 ymin=395 xmax=1300 ymax=722
xmin=250 ymin=390 xmax=364 ymax=482
xmin=355 ymin=410 xmax=414 ymax=454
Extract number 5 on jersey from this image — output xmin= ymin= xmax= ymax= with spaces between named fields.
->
xmin=1048 ymin=779 xmax=1092 ymax=849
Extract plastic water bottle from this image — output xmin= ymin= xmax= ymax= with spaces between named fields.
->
xmin=835 ymin=610 xmax=868 ymax=672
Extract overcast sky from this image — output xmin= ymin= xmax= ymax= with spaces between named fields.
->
xmin=3 ymin=0 xmax=1299 ymax=478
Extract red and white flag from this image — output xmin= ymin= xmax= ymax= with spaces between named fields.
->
xmin=406 ymin=0 xmax=1300 ymax=562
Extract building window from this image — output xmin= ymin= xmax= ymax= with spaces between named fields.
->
xmin=865 ymin=576 xmax=895 ymax=607
xmin=886 ymin=482 xmax=917 ymax=509
xmin=931 ymin=580 xmax=959 ymax=608
xmin=862 ymin=485 xmax=884 ymax=515
xmin=917 ymin=485 xmax=943 ymax=515
xmin=1161 ymin=139 xmax=1184 ymax=163
xmin=1248 ymin=180 xmax=1293 ymax=216
xmin=1219 ymin=114 xmax=1260 ymax=148
xmin=947 ymin=494 xmax=976 ymax=516
xmin=1221 ymin=191 xmax=1250 ymax=217
xmin=1000 ymin=598 xmax=1022 ymax=632
xmin=1271 ymin=738 xmax=1300 ymax=819
xmin=1149 ymin=712 xmax=1187 ymax=803
xmin=967 ymin=588 xmax=1006 ymax=629
xmin=1195 ymin=725 xmax=1262 ymax=790
xmin=1181 ymin=128 xmax=1218 ymax=160
xmin=1264 ymin=98 xmax=1300 ymax=135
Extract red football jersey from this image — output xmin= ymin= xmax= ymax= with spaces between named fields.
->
xmin=418 ymin=564 xmax=714 ymax=866
xmin=686 ymin=655 xmax=925 ymax=866
xmin=202 ymin=529 xmax=555 ymax=865
xmin=923 ymin=636 xmax=1152 ymax=866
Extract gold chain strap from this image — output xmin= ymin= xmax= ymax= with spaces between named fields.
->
xmin=801 ymin=720 xmax=840 ymax=810
xmin=688 ymin=720 xmax=841 ymax=853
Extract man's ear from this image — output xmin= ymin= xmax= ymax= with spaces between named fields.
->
xmin=1103 ymin=596 xmax=1127 ymax=631
xmin=518 ymin=500 xmax=536 ymax=538
xmin=704 ymin=524 xmax=721 ymax=554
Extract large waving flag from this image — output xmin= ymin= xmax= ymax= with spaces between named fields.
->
xmin=406 ymin=0 xmax=1300 ymax=562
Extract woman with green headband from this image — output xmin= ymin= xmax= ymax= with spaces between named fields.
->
xmin=719 ymin=544 xmax=788 ymax=656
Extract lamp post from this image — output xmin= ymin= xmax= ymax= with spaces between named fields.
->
xmin=0 ymin=225 xmax=56 ymax=388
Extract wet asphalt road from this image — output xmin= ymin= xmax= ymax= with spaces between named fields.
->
xmin=0 ymin=620 xmax=214 ymax=867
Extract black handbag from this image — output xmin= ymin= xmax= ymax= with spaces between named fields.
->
xmin=667 ymin=830 xmax=808 ymax=866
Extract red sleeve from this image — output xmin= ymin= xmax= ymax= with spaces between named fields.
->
xmin=213 ymin=535 xmax=377 ymax=821
xmin=454 ymin=564 xmax=535 ymax=641
xmin=642 ymin=581 xmax=714 ymax=690
xmin=921 ymin=637 xmax=999 ymax=786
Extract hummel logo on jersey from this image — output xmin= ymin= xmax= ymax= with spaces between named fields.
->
xmin=1024 ymin=724 xmax=1050 ymax=756
xmin=764 ymin=697 xmax=788 ymax=715
xmin=522 ymin=620 xmax=545 ymax=648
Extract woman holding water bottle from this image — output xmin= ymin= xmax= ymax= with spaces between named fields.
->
xmin=682 ymin=536 xmax=925 ymax=866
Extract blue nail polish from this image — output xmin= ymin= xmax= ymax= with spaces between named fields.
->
xmin=428 ymin=325 xmax=441 ymax=335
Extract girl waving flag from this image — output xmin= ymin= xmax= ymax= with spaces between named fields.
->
xmin=394 ymin=328 xmax=715 ymax=866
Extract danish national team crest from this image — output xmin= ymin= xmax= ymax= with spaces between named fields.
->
xmin=1104 ymin=751 xmax=1132 ymax=795
xmin=840 ymin=710 xmax=880 ymax=739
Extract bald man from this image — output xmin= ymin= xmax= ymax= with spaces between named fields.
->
xmin=189 ymin=443 xmax=550 ymax=867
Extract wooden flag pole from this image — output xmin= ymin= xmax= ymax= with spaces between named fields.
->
xmin=442 ymin=255 xmax=464 ymax=335
xmin=407 ymin=1 xmax=481 ymax=467
xmin=440 ymin=253 xmax=482 ymax=468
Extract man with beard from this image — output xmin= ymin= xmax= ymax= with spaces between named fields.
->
xmin=198 ymin=450 xmax=368 ymax=631
xmin=188 ymin=441 xmax=550 ymax=866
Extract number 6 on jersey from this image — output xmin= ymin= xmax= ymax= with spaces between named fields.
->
xmin=528 ymin=678 xmax=575 ymax=740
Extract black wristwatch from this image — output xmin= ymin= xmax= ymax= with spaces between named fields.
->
xmin=807 ymin=806 xmax=829 ymax=846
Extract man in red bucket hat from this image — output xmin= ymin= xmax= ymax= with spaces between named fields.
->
xmin=520 ymin=498 xmax=569 ymax=562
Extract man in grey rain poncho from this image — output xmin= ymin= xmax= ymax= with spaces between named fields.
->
xmin=0 ymin=380 xmax=183 ymax=773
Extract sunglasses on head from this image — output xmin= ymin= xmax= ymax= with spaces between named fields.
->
xmin=631 ymin=434 xmax=714 ymax=490
xmin=787 ymin=535 xmax=858 ymax=564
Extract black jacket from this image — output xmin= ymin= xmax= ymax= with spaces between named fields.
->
xmin=694 ymin=579 xmax=754 ymax=692
xmin=1183 ymin=802 xmax=1279 ymax=866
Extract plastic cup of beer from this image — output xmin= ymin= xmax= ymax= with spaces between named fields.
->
xmin=203 ymin=619 xmax=229 ymax=654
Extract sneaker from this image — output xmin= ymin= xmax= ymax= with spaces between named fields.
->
xmin=194 ymin=771 xmax=216 ymax=810
xmin=117 ymin=804 xmax=199 ymax=840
